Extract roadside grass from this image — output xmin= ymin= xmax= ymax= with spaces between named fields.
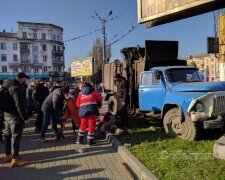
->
xmin=116 ymin=117 xmax=225 ymax=180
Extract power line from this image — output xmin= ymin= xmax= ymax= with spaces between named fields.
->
xmin=63 ymin=28 xmax=101 ymax=43
xmin=107 ymin=24 xmax=139 ymax=47
xmin=92 ymin=10 xmax=117 ymax=63
xmin=109 ymin=19 xmax=137 ymax=41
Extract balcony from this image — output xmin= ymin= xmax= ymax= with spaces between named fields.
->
xmin=52 ymin=60 xmax=64 ymax=66
xmin=52 ymin=50 xmax=64 ymax=56
xmin=21 ymin=60 xmax=31 ymax=64
xmin=32 ymin=61 xmax=43 ymax=66
xmin=20 ymin=49 xmax=30 ymax=54
xmin=8 ymin=62 xmax=21 ymax=68
xmin=49 ymin=71 xmax=59 ymax=77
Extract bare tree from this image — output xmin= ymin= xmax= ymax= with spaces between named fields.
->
xmin=92 ymin=38 xmax=103 ymax=75
xmin=89 ymin=38 xmax=110 ymax=84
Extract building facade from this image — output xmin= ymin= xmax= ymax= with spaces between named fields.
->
xmin=0 ymin=21 xmax=64 ymax=79
xmin=186 ymin=53 xmax=220 ymax=82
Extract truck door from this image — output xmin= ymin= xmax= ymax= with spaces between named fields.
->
xmin=139 ymin=71 xmax=166 ymax=112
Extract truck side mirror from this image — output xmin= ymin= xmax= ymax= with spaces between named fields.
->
xmin=154 ymin=71 xmax=161 ymax=80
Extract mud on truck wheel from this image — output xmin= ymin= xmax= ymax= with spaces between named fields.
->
xmin=163 ymin=107 xmax=199 ymax=141
xmin=108 ymin=96 xmax=118 ymax=115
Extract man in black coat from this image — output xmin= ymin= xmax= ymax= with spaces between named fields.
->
xmin=32 ymin=78 xmax=49 ymax=133
xmin=0 ymin=79 xmax=4 ymax=143
xmin=2 ymin=72 xmax=29 ymax=167
xmin=114 ymin=73 xmax=129 ymax=130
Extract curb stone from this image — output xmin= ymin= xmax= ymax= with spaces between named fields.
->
xmin=106 ymin=132 xmax=158 ymax=180
xmin=213 ymin=134 xmax=225 ymax=160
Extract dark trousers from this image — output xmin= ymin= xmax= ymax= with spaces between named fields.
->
xmin=40 ymin=111 xmax=59 ymax=138
xmin=4 ymin=116 xmax=25 ymax=158
xmin=35 ymin=105 xmax=44 ymax=131
xmin=0 ymin=116 xmax=4 ymax=140
xmin=117 ymin=101 xmax=128 ymax=129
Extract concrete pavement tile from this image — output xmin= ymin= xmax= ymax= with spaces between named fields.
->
xmin=0 ymin=118 xmax=135 ymax=180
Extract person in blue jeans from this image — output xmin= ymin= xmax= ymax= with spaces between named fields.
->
xmin=40 ymin=86 xmax=69 ymax=142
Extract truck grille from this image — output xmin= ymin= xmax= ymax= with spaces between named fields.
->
xmin=214 ymin=96 xmax=225 ymax=114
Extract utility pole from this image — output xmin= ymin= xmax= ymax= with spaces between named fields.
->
xmin=219 ymin=12 xmax=225 ymax=81
xmin=92 ymin=11 xmax=116 ymax=64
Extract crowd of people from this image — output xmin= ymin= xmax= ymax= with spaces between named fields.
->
xmin=0 ymin=72 xmax=129 ymax=168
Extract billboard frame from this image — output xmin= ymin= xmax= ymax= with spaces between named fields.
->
xmin=70 ymin=57 xmax=93 ymax=77
xmin=137 ymin=0 xmax=225 ymax=27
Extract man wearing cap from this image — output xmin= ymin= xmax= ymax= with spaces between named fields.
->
xmin=2 ymin=72 xmax=29 ymax=167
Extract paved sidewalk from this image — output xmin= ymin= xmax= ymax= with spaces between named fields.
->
xmin=0 ymin=118 xmax=132 ymax=180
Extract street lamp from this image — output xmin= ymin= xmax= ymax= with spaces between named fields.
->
xmin=92 ymin=10 xmax=117 ymax=64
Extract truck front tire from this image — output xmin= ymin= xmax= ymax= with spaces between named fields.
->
xmin=163 ymin=107 xmax=198 ymax=141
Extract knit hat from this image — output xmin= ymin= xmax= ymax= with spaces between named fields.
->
xmin=17 ymin=72 xmax=30 ymax=79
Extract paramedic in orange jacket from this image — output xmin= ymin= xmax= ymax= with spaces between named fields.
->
xmin=61 ymin=87 xmax=81 ymax=136
xmin=76 ymin=82 xmax=102 ymax=145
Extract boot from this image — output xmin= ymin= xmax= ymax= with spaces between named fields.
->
xmin=76 ymin=135 xmax=84 ymax=144
xmin=11 ymin=158 xmax=29 ymax=167
xmin=4 ymin=155 xmax=12 ymax=163
xmin=0 ymin=137 xmax=3 ymax=143
xmin=87 ymin=139 xmax=96 ymax=146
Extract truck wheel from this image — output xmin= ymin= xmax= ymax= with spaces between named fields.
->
xmin=163 ymin=107 xmax=197 ymax=141
xmin=108 ymin=96 xmax=118 ymax=115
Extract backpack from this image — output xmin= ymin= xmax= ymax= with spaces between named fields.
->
xmin=0 ymin=87 xmax=12 ymax=112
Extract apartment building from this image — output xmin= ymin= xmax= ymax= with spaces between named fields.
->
xmin=186 ymin=53 xmax=219 ymax=81
xmin=0 ymin=21 xmax=64 ymax=79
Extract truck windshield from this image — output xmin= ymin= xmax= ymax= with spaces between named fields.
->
xmin=165 ymin=68 xmax=203 ymax=83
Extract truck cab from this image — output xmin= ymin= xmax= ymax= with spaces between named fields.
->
xmin=139 ymin=66 xmax=225 ymax=140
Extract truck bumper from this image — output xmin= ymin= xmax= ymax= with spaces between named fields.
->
xmin=203 ymin=120 xmax=224 ymax=129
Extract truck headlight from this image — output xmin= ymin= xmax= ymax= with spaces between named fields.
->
xmin=195 ymin=102 xmax=205 ymax=112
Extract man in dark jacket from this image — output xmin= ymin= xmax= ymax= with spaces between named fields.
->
xmin=40 ymin=86 xmax=69 ymax=142
xmin=32 ymin=78 xmax=49 ymax=133
xmin=114 ymin=73 xmax=129 ymax=130
xmin=3 ymin=72 xmax=29 ymax=167
xmin=0 ymin=79 xmax=4 ymax=143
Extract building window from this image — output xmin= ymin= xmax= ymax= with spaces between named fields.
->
xmin=57 ymin=35 xmax=60 ymax=41
xmin=33 ymin=32 xmax=37 ymax=39
xmin=0 ymin=42 xmax=6 ymax=50
xmin=53 ymin=34 xmax=56 ymax=41
xmin=43 ymin=56 xmax=47 ymax=62
xmin=57 ymin=46 xmax=60 ymax=51
xmin=33 ymin=45 xmax=38 ymax=51
xmin=22 ymin=32 xmax=27 ymax=39
xmin=13 ymin=66 xmax=18 ymax=73
xmin=43 ymin=66 xmax=48 ymax=72
xmin=21 ymin=66 xmax=29 ymax=73
xmin=34 ymin=66 xmax=39 ymax=72
xmin=33 ymin=55 xmax=38 ymax=62
xmin=21 ymin=55 xmax=30 ymax=64
xmin=53 ymin=45 xmax=56 ymax=51
xmin=2 ymin=66 xmax=7 ymax=72
xmin=42 ymin=33 xmax=46 ymax=40
xmin=42 ymin=44 xmax=47 ymax=51
xmin=1 ymin=54 xmax=7 ymax=61
xmin=21 ymin=43 xmax=29 ymax=50
xmin=13 ymin=54 xmax=18 ymax=61
xmin=13 ymin=43 xmax=17 ymax=50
